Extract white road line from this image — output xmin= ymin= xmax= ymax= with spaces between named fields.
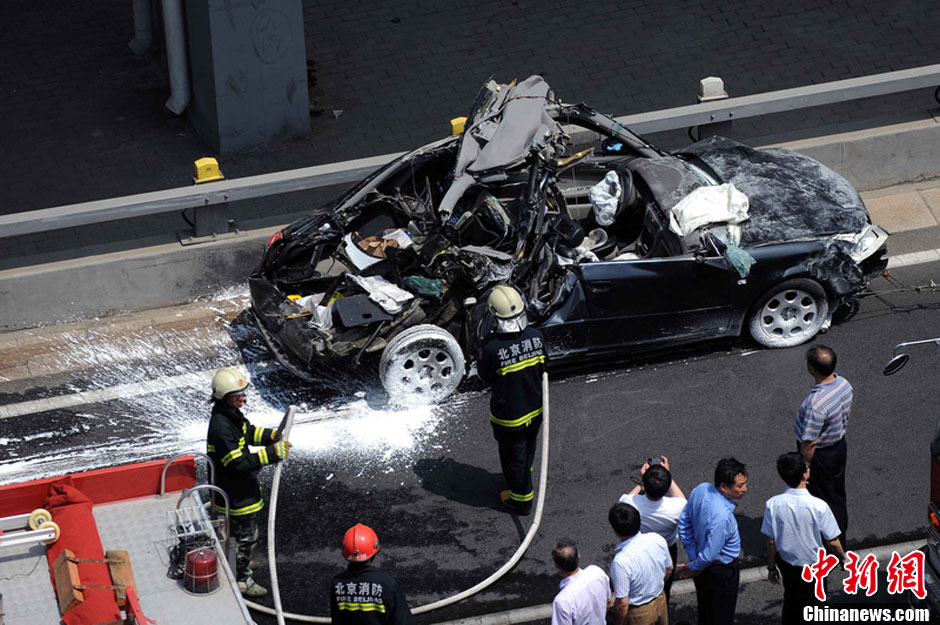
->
xmin=0 ymin=368 xmax=222 ymax=420
xmin=887 ymin=247 xmax=940 ymax=269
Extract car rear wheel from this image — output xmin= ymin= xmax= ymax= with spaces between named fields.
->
xmin=748 ymin=278 xmax=829 ymax=348
xmin=379 ymin=325 xmax=466 ymax=403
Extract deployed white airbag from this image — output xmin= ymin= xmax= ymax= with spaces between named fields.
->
xmin=668 ymin=183 xmax=749 ymax=237
xmin=589 ymin=171 xmax=621 ymax=226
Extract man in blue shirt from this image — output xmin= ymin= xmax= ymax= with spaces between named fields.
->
xmin=676 ymin=457 xmax=748 ymax=625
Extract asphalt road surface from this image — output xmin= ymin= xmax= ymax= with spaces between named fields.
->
xmin=1 ymin=239 xmax=938 ymax=624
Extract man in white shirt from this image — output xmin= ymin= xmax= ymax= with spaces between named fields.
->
xmin=551 ymin=538 xmax=610 ymax=625
xmin=619 ymin=457 xmax=686 ymax=602
xmin=762 ymin=452 xmax=848 ymax=624
xmin=608 ymin=503 xmax=673 ymax=625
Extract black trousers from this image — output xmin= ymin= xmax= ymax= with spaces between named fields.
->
xmin=665 ymin=542 xmax=677 ymax=604
xmin=692 ymin=560 xmax=739 ymax=625
xmin=777 ymin=555 xmax=823 ymax=625
xmin=493 ymin=418 xmax=541 ymax=512
xmin=802 ymin=437 xmax=848 ymax=539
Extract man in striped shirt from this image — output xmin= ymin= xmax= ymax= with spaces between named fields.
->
xmin=793 ymin=344 xmax=852 ymax=541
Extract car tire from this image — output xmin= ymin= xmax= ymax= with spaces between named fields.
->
xmin=748 ymin=278 xmax=830 ymax=348
xmin=379 ymin=325 xmax=466 ymax=402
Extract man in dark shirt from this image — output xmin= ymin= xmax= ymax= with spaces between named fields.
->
xmin=479 ymin=285 xmax=546 ymax=515
xmin=330 ymin=523 xmax=414 ymax=625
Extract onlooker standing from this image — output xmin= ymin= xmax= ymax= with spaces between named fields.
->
xmin=676 ymin=457 xmax=748 ymax=625
xmin=763 ymin=452 xmax=847 ymax=624
xmin=618 ymin=457 xmax=686 ymax=602
xmin=608 ymin=503 xmax=672 ymax=625
xmin=330 ymin=523 xmax=415 ymax=625
xmin=793 ymin=344 xmax=852 ymax=539
xmin=550 ymin=538 xmax=610 ymax=625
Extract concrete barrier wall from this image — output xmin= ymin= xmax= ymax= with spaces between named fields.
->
xmin=0 ymin=231 xmax=274 ymax=331
xmin=767 ymin=117 xmax=940 ymax=192
xmin=2 ymin=120 xmax=939 ymax=332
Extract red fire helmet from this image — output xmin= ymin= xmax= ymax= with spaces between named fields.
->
xmin=342 ymin=523 xmax=380 ymax=562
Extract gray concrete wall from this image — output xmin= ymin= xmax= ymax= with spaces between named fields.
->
xmin=2 ymin=121 xmax=938 ymax=332
xmin=767 ymin=117 xmax=940 ymax=192
xmin=186 ymin=0 xmax=310 ymax=154
xmin=0 ymin=231 xmax=275 ymax=332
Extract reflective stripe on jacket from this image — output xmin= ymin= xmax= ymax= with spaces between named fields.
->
xmin=480 ymin=326 xmax=546 ymax=431
xmin=330 ymin=564 xmax=415 ymax=625
xmin=206 ymin=401 xmax=275 ymax=515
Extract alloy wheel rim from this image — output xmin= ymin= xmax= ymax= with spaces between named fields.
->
xmin=384 ymin=342 xmax=460 ymax=400
xmin=758 ymin=288 xmax=820 ymax=340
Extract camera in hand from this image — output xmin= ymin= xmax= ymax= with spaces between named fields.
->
xmin=647 ymin=456 xmax=664 ymax=466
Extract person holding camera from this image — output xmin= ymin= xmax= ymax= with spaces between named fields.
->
xmin=618 ymin=456 xmax=686 ymax=603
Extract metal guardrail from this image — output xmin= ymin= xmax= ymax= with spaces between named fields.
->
xmin=3 ymin=63 xmax=940 ymax=240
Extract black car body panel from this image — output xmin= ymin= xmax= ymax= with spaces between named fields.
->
xmin=248 ymin=76 xmax=888 ymax=396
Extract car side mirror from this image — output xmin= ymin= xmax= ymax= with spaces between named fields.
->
xmin=882 ymin=353 xmax=909 ymax=376
xmin=882 ymin=337 xmax=940 ymax=375
xmin=700 ymin=232 xmax=726 ymax=258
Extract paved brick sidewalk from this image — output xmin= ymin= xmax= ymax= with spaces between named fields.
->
xmin=2 ymin=0 xmax=940 ymax=262
xmin=0 ymin=298 xmax=244 ymax=383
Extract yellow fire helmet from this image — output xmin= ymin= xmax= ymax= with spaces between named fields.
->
xmin=212 ymin=367 xmax=249 ymax=401
xmin=487 ymin=285 xmax=525 ymax=319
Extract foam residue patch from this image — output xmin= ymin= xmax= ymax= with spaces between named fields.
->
xmin=0 ymin=284 xmax=476 ymax=484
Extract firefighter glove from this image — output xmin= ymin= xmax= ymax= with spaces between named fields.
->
xmin=269 ymin=440 xmax=292 ymax=461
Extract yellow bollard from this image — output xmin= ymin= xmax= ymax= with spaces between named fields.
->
xmin=193 ymin=157 xmax=224 ymax=184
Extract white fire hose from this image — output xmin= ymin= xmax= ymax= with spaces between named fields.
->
xmin=248 ymin=372 xmax=551 ymax=623
xmin=265 ymin=405 xmax=296 ymax=625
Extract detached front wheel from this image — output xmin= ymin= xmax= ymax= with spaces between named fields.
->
xmin=380 ymin=325 xmax=465 ymax=402
xmin=748 ymin=279 xmax=829 ymax=348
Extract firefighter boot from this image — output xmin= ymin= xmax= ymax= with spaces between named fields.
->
xmin=499 ymin=490 xmax=531 ymax=516
xmin=238 ymin=578 xmax=268 ymax=597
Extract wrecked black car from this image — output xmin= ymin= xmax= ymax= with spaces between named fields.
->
xmin=250 ymin=76 xmax=888 ymax=401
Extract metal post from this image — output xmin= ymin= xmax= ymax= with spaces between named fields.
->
xmin=180 ymin=158 xmax=239 ymax=244
xmin=696 ymin=76 xmax=732 ymax=139
xmin=192 ymin=202 xmax=231 ymax=238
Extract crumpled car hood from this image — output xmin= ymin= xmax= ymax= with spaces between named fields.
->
xmin=681 ymin=136 xmax=869 ymax=246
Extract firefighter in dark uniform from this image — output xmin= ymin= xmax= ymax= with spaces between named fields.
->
xmin=206 ymin=367 xmax=291 ymax=598
xmin=330 ymin=523 xmax=415 ymax=625
xmin=480 ymin=285 xmax=546 ymax=515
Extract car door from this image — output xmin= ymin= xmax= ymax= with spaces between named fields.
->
xmin=578 ymin=252 xmax=738 ymax=352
